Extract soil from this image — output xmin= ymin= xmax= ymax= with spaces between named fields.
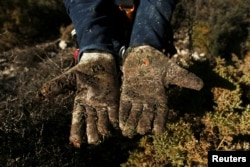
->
xmin=1 ymin=39 xmax=250 ymax=166
xmin=0 ymin=41 xmax=139 ymax=166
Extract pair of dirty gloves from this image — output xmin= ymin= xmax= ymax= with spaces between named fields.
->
xmin=40 ymin=45 xmax=203 ymax=148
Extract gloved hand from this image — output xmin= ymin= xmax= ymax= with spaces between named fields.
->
xmin=119 ymin=45 xmax=203 ymax=137
xmin=39 ymin=52 xmax=119 ymax=147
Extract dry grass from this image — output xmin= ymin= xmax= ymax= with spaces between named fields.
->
xmin=0 ymin=0 xmax=250 ymax=166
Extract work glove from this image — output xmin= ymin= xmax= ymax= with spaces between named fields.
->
xmin=39 ymin=52 xmax=119 ymax=147
xmin=119 ymin=45 xmax=203 ymax=137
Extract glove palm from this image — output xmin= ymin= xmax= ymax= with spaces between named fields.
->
xmin=119 ymin=45 xmax=203 ymax=137
xmin=40 ymin=53 xmax=119 ymax=147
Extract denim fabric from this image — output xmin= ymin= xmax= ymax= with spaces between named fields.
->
xmin=63 ymin=0 xmax=175 ymax=59
xmin=64 ymin=0 xmax=127 ymax=58
xmin=129 ymin=0 xmax=175 ymax=51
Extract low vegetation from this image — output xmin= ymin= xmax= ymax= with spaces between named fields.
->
xmin=0 ymin=0 xmax=250 ymax=166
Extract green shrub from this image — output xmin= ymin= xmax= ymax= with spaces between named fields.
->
xmin=209 ymin=0 xmax=250 ymax=57
xmin=122 ymin=56 xmax=250 ymax=167
xmin=174 ymin=0 xmax=250 ymax=57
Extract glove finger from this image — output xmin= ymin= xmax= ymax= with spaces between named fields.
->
xmin=153 ymin=104 xmax=167 ymax=135
xmin=108 ymin=105 xmax=119 ymax=129
xmin=96 ymin=107 xmax=110 ymax=137
xmin=85 ymin=106 xmax=100 ymax=144
xmin=119 ymin=101 xmax=132 ymax=130
xmin=122 ymin=103 xmax=142 ymax=138
xmin=137 ymin=104 xmax=154 ymax=135
xmin=69 ymin=99 xmax=86 ymax=148
xmin=40 ymin=70 xmax=76 ymax=98
xmin=164 ymin=60 xmax=203 ymax=91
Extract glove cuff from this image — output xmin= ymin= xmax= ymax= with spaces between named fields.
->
xmin=79 ymin=52 xmax=115 ymax=64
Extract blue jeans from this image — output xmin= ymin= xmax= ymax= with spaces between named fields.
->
xmin=64 ymin=0 xmax=175 ymax=59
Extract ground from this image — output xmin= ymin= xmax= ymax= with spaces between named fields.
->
xmin=0 ymin=38 xmax=250 ymax=166
xmin=0 ymin=41 xmax=139 ymax=166
xmin=1 ymin=1 xmax=249 ymax=166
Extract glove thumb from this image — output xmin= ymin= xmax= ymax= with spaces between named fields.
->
xmin=164 ymin=60 xmax=203 ymax=91
xmin=40 ymin=70 xmax=76 ymax=98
